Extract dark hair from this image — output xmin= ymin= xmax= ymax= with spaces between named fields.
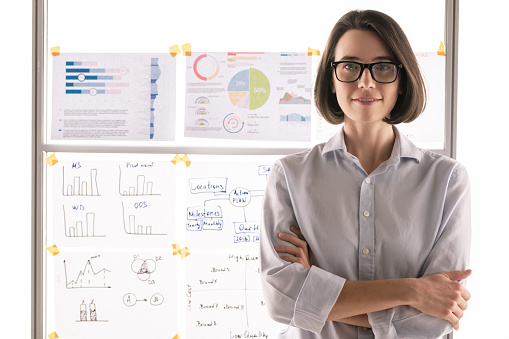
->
xmin=314 ymin=10 xmax=427 ymax=125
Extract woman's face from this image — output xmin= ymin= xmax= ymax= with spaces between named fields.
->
xmin=332 ymin=29 xmax=401 ymax=126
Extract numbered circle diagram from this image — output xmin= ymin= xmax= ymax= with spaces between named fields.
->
xmin=229 ymin=187 xmax=251 ymax=207
xmin=228 ymin=68 xmax=270 ymax=110
xmin=193 ymin=54 xmax=220 ymax=81
xmin=223 ymin=113 xmax=244 ymax=133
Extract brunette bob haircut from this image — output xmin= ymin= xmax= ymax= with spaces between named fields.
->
xmin=314 ymin=10 xmax=427 ymax=125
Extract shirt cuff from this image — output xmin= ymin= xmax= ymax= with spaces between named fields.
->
xmin=368 ymin=308 xmax=398 ymax=338
xmin=290 ymin=265 xmax=345 ymax=333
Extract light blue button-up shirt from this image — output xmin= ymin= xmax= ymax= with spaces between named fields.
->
xmin=260 ymin=126 xmax=471 ymax=339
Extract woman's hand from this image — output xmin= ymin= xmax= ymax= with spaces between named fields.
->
xmin=409 ymin=269 xmax=472 ymax=330
xmin=274 ymin=226 xmax=311 ymax=269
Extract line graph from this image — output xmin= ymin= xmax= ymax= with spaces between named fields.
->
xmin=64 ymin=259 xmax=111 ymax=289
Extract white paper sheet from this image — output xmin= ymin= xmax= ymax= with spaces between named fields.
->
xmin=186 ymin=252 xmax=284 ymax=338
xmin=52 ymin=53 xmax=176 ymax=140
xmin=51 ymin=158 xmax=176 ymax=248
xmin=54 ymin=251 xmax=176 ymax=339
xmin=185 ymin=52 xmax=312 ymax=141
xmin=185 ymin=160 xmax=277 ymax=251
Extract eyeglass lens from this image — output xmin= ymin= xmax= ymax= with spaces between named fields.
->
xmin=335 ymin=62 xmax=398 ymax=83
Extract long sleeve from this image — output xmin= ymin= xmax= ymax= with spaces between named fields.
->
xmin=260 ymin=161 xmax=346 ymax=334
xmin=368 ymin=165 xmax=471 ymax=338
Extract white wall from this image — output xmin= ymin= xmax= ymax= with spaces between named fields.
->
xmin=455 ymin=1 xmax=509 ymax=338
xmin=0 ymin=1 xmax=32 ymax=338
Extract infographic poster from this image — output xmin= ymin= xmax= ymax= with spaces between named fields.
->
xmin=185 ymin=52 xmax=312 ymax=141
xmin=52 ymin=53 xmax=176 ymax=141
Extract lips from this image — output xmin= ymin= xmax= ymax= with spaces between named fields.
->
xmin=353 ymin=97 xmax=381 ymax=104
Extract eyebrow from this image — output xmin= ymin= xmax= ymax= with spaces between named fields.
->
xmin=339 ymin=56 xmax=395 ymax=62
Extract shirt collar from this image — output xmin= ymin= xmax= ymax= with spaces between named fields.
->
xmin=321 ymin=125 xmax=422 ymax=163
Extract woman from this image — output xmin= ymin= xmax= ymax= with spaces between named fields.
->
xmin=260 ymin=9 xmax=471 ymax=339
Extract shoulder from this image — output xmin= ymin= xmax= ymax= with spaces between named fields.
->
xmin=276 ymin=142 xmax=327 ymax=173
xmin=419 ymin=149 xmax=468 ymax=179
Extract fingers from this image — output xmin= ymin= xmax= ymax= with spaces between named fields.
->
xmin=274 ymin=245 xmax=306 ymax=257
xmin=444 ymin=269 xmax=472 ymax=282
xmin=289 ymin=226 xmax=306 ymax=241
xmin=279 ymin=231 xmax=307 ymax=249
xmin=460 ymin=285 xmax=471 ymax=301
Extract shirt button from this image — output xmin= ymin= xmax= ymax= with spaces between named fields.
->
xmin=365 ymin=177 xmax=371 ymax=184
xmin=363 ymin=211 xmax=370 ymax=217
xmin=348 ymin=155 xmax=353 ymax=159
xmin=363 ymin=327 xmax=369 ymax=331
xmin=362 ymin=248 xmax=370 ymax=255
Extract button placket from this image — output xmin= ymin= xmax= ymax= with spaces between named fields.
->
xmin=358 ymin=176 xmax=375 ymax=281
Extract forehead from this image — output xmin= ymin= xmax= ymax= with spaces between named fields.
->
xmin=334 ymin=29 xmax=394 ymax=62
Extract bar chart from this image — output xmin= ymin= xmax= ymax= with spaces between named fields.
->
xmin=118 ymin=166 xmax=160 ymax=196
xmin=121 ymin=202 xmax=166 ymax=235
xmin=63 ymin=205 xmax=105 ymax=238
xmin=62 ymin=167 xmax=100 ymax=196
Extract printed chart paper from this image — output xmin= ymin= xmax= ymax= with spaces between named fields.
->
xmin=185 ymin=52 xmax=312 ymax=141
xmin=52 ymin=53 xmax=176 ymax=140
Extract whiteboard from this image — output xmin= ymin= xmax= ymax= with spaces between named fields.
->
xmin=39 ymin=1 xmax=454 ymax=338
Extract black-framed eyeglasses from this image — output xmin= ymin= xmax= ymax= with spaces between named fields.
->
xmin=331 ymin=61 xmax=403 ymax=84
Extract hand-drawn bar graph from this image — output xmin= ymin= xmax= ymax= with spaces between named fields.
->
xmin=62 ymin=167 xmax=100 ymax=196
xmin=121 ymin=202 xmax=166 ymax=235
xmin=118 ymin=166 xmax=160 ymax=196
xmin=77 ymin=300 xmax=108 ymax=322
xmin=63 ymin=205 xmax=105 ymax=238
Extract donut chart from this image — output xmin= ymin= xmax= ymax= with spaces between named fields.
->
xmin=227 ymin=68 xmax=270 ymax=110
xmin=193 ymin=54 xmax=220 ymax=81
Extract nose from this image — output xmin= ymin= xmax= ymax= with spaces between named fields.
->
xmin=357 ymin=68 xmax=375 ymax=89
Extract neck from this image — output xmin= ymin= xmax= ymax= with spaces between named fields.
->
xmin=343 ymin=119 xmax=395 ymax=175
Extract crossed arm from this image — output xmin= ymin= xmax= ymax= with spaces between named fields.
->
xmin=275 ymin=226 xmax=472 ymax=331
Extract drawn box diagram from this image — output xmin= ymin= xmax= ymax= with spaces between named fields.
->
xmin=185 ymin=164 xmax=271 ymax=251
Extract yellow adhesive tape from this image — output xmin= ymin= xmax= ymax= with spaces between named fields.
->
xmin=181 ymin=154 xmax=192 ymax=167
xmin=169 ymin=44 xmax=181 ymax=57
xmin=182 ymin=43 xmax=192 ymax=56
xmin=308 ymin=47 xmax=320 ymax=56
xmin=437 ymin=41 xmax=446 ymax=56
xmin=51 ymin=46 xmax=60 ymax=56
xmin=45 ymin=154 xmax=58 ymax=166
xmin=46 ymin=245 xmax=60 ymax=256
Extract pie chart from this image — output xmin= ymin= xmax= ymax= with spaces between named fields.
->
xmin=228 ymin=68 xmax=270 ymax=110
xmin=193 ymin=54 xmax=220 ymax=81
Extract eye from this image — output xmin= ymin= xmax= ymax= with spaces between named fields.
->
xmin=342 ymin=63 xmax=360 ymax=72
xmin=374 ymin=63 xmax=392 ymax=72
